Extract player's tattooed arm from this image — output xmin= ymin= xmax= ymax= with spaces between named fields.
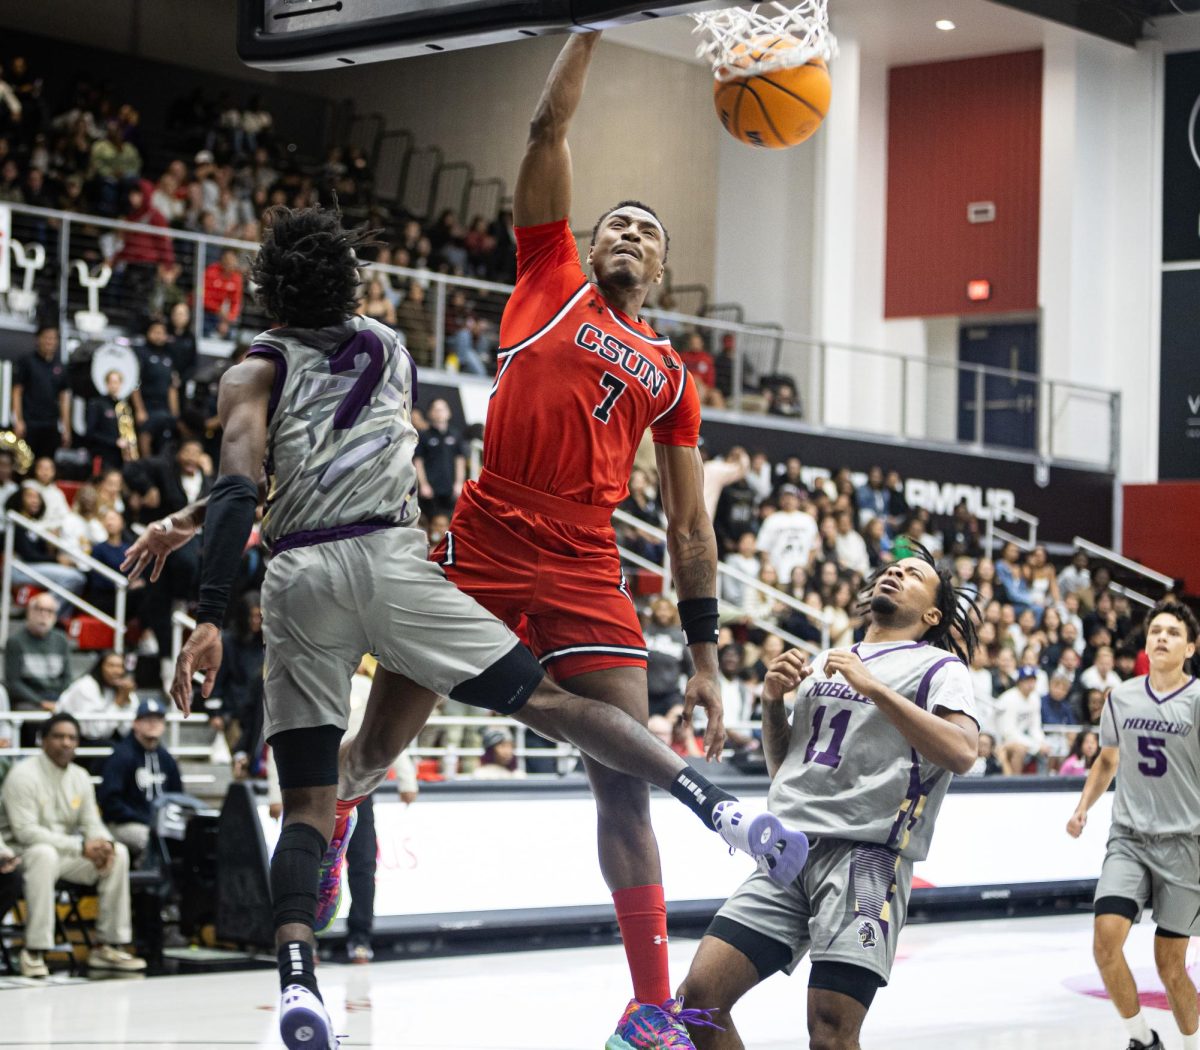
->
xmin=515 ymin=31 xmax=601 ymax=227
xmin=761 ymin=650 xmax=812 ymax=779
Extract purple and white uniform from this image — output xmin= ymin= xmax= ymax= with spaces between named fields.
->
xmin=1094 ymin=674 xmax=1200 ymax=934
xmin=248 ymin=318 xmax=529 ymax=739
xmin=709 ymin=641 xmax=977 ymax=985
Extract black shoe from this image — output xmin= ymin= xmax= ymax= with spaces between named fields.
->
xmin=1128 ymin=1032 xmax=1163 ymax=1050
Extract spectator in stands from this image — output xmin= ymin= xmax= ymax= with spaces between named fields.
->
xmin=131 ymin=318 xmax=181 ymax=457
xmin=95 ymin=467 xmax=127 ymax=518
xmin=0 ymin=63 xmax=22 ymax=135
xmin=113 ymin=180 xmax=174 ymax=308
xmin=209 ymin=591 xmax=264 ymax=738
xmin=703 ymin=445 xmax=749 ymax=521
xmin=23 ymin=167 xmax=52 ymax=210
xmin=968 ymin=643 xmax=997 ymax=734
xmin=26 ymin=458 xmax=69 ymax=532
xmin=0 ymin=157 xmax=21 ymax=202
xmin=1041 ymin=672 xmax=1078 ymax=770
xmin=97 ymin=697 xmax=181 ymax=858
xmin=5 ymin=594 xmax=71 ymax=746
xmin=995 ymin=666 xmax=1049 ymax=775
xmin=1075 ymin=564 xmax=1112 ymax=613
xmin=88 ymin=120 xmax=141 ymax=216
xmin=395 ymin=280 xmax=435 ymax=366
xmin=862 ymin=516 xmax=889 ymax=568
xmin=721 ymin=531 xmax=761 ymax=607
xmin=991 ymin=647 xmax=1018 ymax=700
xmin=617 ymin=466 xmax=665 ymax=563
xmin=166 ymin=301 xmax=198 ymax=387
xmin=763 ymin=379 xmax=801 ymax=418
xmin=202 ymin=248 xmax=244 ymax=338
xmin=56 ymin=651 xmax=137 ymax=753
xmin=942 ymin=501 xmax=982 ymax=559
xmin=714 ymin=464 xmax=759 ymax=556
xmin=1081 ymin=688 xmax=1106 ymax=728
xmin=1058 ymin=729 xmax=1099 ymax=776
xmin=0 ymin=712 xmax=145 ymax=976
xmin=1025 ymin=545 xmax=1060 ymax=609
xmin=6 ymin=486 xmax=86 ymax=597
xmin=645 ymin=597 xmax=690 ymax=718
xmin=1083 ymin=590 xmax=1129 ymax=648
xmin=716 ymin=643 xmax=754 ymax=726
xmin=834 ymin=509 xmax=870 ymax=577
xmin=770 ymin=457 xmax=807 ymax=502
xmin=1079 ymin=645 xmax=1121 ymax=694
xmin=414 ymin=399 xmax=465 ymax=515
xmin=86 ymin=510 xmax=144 ymax=618
xmin=756 ymin=484 xmax=817 ymax=582
xmin=360 ymin=276 xmax=397 ymax=327
xmin=1113 ymin=645 xmax=1138 ymax=681
xmin=1057 ymin=549 xmax=1091 ymax=599
xmin=966 ymin=732 xmax=1002 ymax=777
xmin=11 ymin=325 xmax=72 ymax=459
xmin=472 ymin=727 xmax=523 ymax=780
xmin=488 ymin=209 xmax=517 ymax=283
xmin=677 ymin=331 xmax=724 ymax=408
xmin=85 ymin=370 xmax=134 ymax=470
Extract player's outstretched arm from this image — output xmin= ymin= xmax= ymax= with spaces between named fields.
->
xmin=1066 ymin=745 xmax=1119 ymax=838
xmin=513 ymin=31 xmax=601 ymax=228
xmin=656 ymin=442 xmax=725 ymax=759
xmin=170 ymin=358 xmax=274 ymax=715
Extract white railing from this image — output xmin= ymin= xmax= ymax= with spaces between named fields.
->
xmin=0 ymin=201 xmax=1121 ymax=469
xmin=0 ymin=510 xmax=130 ymax=654
xmin=1072 ymin=537 xmax=1174 ymax=589
xmin=981 ymin=506 xmax=1039 ymax=556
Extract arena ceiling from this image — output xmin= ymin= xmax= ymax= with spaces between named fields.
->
xmin=991 ymin=0 xmax=1199 ymax=45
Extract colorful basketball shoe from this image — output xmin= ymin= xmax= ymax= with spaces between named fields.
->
xmin=605 ymin=998 xmax=719 ymax=1050
xmin=280 ymin=985 xmax=340 ymax=1050
xmin=712 ymin=801 xmax=809 ymax=885
xmin=314 ymin=809 xmax=357 ymax=933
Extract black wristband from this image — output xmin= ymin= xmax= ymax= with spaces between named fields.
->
xmin=195 ymin=474 xmax=259 ymax=626
xmin=678 ymin=597 xmax=719 ymax=647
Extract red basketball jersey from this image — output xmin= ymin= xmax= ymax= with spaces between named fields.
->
xmin=487 ymin=219 xmax=700 ymax=508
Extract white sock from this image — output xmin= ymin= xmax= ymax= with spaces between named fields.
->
xmin=1181 ymin=1030 xmax=1197 ymax=1050
xmin=1123 ymin=1011 xmax=1152 ymax=1046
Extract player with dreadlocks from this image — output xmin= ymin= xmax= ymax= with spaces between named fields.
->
xmin=676 ymin=543 xmax=982 ymax=1050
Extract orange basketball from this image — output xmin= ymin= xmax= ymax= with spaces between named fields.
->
xmin=713 ymin=36 xmax=831 ymax=149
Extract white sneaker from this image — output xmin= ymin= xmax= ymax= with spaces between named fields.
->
xmin=88 ymin=945 xmax=147 ymax=972
xmin=280 ymin=984 xmax=339 ymax=1050
xmin=712 ymin=801 xmax=810 ymax=884
xmin=19 ymin=948 xmax=48 ymax=978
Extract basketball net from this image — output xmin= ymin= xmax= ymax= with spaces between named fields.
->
xmin=693 ymin=2 xmax=838 ymax=82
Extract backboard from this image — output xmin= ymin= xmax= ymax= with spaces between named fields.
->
xmin=237 ymin=0 xmax=722 ymax=71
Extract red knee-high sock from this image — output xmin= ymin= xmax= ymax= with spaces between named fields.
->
xmin=613 ymin=884 xmax=671 ymax=1006
xmin=332 ymin=795 xmax=365 ymax=843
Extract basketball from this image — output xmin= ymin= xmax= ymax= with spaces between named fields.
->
xmin=713 ymin=37 xmax=832 ymax=149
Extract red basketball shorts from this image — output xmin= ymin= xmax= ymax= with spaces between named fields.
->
xmin=430 ymin=471 xmax=648 ymax=681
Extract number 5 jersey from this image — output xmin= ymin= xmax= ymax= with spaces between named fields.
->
xmin=771 ymin=641 xmax=979 ymax=861
xmin=1100 ymin=674 xmax=1200 ymax=836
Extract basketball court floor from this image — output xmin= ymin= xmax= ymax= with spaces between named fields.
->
xmin=1 ymin=913 xmax=1194 ymax=1048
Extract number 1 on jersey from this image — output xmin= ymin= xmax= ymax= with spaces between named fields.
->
xmin=804 ymin=705 xmax=851 ymax=769
xmin=593 ymin=372 xmax=628 ymax=424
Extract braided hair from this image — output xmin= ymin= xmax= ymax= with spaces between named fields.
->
xmin=857 ymin=539 xmax=981 ymax=664
xmin=251 ymin=203 xmax=380 ymax=330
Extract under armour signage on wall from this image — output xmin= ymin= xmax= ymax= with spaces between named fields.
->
xmin=1160 ymin=269 xmax=1200 ymax=480
xmin=1163 ymin=51 xmax=1200 ymax=263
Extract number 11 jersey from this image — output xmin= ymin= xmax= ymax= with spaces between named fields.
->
xmin=486 ymin=219 xmax=700 ymax=509
xmin=771 ymin=641 xmax=978 ymax=862
xmin=1101 ymin=674 xmax=1200 ymax=836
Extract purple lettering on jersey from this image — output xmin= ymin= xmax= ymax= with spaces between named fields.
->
xmin=1136 ymin=735 xmax=1168 ymax=777
xmin=328 ymin=330 xmax=387 ymax=430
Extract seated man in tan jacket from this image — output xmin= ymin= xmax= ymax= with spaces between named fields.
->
xmin=0 ymin=712 xmax=146 ymax=977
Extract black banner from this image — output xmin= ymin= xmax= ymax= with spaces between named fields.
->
xmin=1163 ymin=51 xmax=1200 ymax=264
xmin=1159 ymin=269 xmax=1200 ymax=481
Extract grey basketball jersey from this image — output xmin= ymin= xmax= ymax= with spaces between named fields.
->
xmin=769 ymin=641 xmax=978 ymax=861
xmin=1101 ymin=675 xmax=1200 ymax=836
xmin=247 ymin=316 xmax=420 ymax=550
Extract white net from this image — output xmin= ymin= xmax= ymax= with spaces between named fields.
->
xmin=693 ymin=2 xmax=838 ymax=82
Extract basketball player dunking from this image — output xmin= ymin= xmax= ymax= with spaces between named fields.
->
xmin=677 ymin=549 xmax=982 ymax=1050
xmin=1067 ymin=600 xmax=1200 ymax=1050
xmin=126 ymin=204 xmax=808 ymax=1050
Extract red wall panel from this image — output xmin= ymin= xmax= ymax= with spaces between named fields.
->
xmin=886 ymin=51 xmax=1042 ymax=319
xmin=1122 ymin=483 xmax=1200 ymax=594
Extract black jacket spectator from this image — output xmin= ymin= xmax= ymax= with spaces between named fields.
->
xmin=124 ymin=440 xmax=213 ymax=525
xmin=714 ymin=478 xmax=759 ymax=553
xmin=98 ymin=731 xmax=183 ymax=827
xmin=12 ymin=326 xmax=70 ymax=458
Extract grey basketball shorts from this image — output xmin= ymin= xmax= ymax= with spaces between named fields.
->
xmin=260 ymin=526 xmax=538 ymax=739
xmin=1095 ymin=823 xmax=1200 ymax=935
xmin=709 ymin=837 xmax=913 ymax=986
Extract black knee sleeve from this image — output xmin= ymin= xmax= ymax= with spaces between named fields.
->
xmin=809 ymin=960 xmax=883 ymax=1011
xmin=269 ymin=725 xmax=343 ymax=789
xmin=270 ymin=822 xmax=327 ymax=930
xmin=1095 ymin=896 xmax=1140 ymax=922
xmin=449 ymin=641 xmax=544 ymax=715
xmin=1156 ymin=926 xmax=1188 ymax=939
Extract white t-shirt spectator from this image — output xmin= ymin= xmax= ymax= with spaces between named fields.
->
xmin=834 ymin=529 xmax=870 ymax=577
xmin=56 ymin=675 xmax=138 ymax=741
xmin=969 ymin=667 xmax=997 ymax=735
xmin=995 ymin=685 xmax=1045 ymax=751
xmin=1057 ymin=565 xmax=1091 ymax=598
xmin=756 ymin=510 xmax=818 ymax=582
xmin=722 ymin=551 xmax=762 ymax=607
xmin=1079 ymin=665 xmax=1122 ymax=694
xmin=26 ymin=481 xmax=70 ymax=532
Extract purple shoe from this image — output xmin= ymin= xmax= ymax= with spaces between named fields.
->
xmin=314 ymin=809 xmax=357 ymax=933
xmin=713 ymin=802 xmax=809 ymax=885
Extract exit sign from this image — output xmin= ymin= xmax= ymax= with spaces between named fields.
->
xmin=967 ymin=279 xmax=991 ymax=302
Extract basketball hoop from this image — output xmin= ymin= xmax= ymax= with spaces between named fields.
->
xmin=693 ymin=2 xmax=838 ymax=82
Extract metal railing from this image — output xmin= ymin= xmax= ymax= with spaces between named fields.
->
xmin=0 ymin=202 xmax=1120 ymax=470
xmin=981 ymin=506 xmax=1039 ymax=556
xmin=0 ymin=510 xmax=130 ymax=654
xmin=1072 ymin=537 xmax=1174 ymax=610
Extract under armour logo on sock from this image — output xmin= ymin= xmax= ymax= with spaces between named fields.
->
xmin=653 ymin=935 xmax=669 ymax=946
